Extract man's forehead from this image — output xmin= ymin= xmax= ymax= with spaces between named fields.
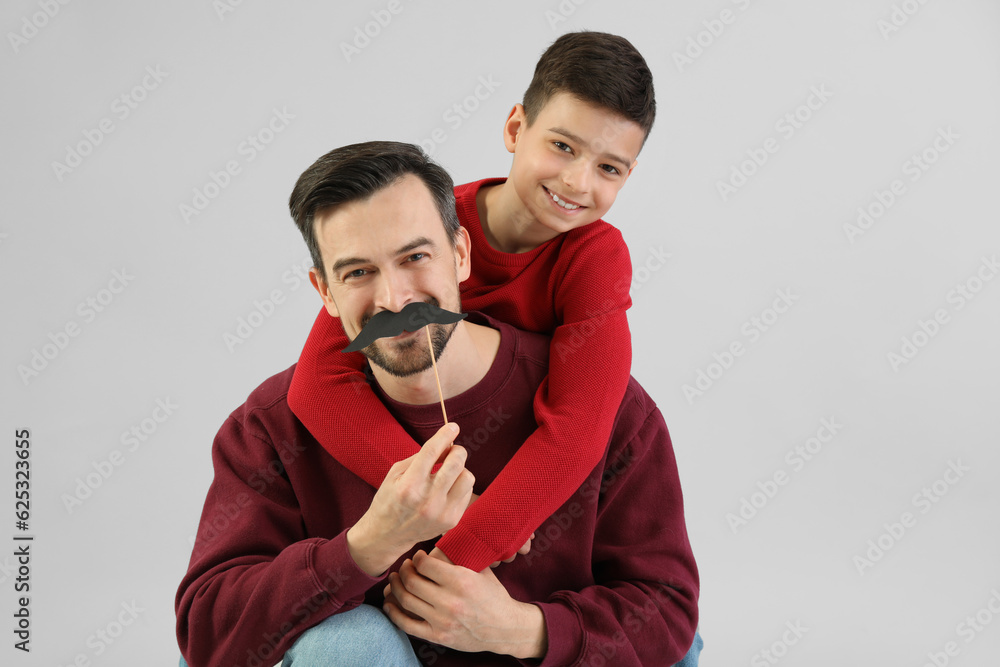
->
xmin=315 ymin=174 xmax=444 ymax=262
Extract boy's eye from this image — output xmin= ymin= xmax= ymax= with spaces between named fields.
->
xmin=601 ymin=164 xmax=621 ymax=175
xmin=553 ymin=141 xmax=572 ymax=153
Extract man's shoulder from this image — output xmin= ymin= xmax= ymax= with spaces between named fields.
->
xmin=609 ymin=376 xmax=666 ymax=452
xmin=225 ymin=364 xmax=298 ymax=427
xmin=468 ymin=311 xmax=551 ymax=367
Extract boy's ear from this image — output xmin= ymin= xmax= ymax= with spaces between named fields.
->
xmin=502 ymin=104 xmax=527 ymax=153
xmin=624 ymin=157 xmax=639 ymax=182
xmin=309 ymin=266 xmax=339 ymax=318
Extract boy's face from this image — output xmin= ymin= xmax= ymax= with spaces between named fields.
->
xmin=503 ymin=91 xmax=645 ymax=237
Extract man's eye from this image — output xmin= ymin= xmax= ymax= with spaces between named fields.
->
xmin=407 ymin=253 xmax=426 ymax=262
xmin=346 ymin=269 xmax=368 ymax=279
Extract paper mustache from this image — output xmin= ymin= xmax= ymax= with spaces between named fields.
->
xmin=342 ymin=302 xmax=467 ymax=353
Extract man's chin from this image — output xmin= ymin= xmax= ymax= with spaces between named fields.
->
xmin=366 ymin=356 xmax=432 ymax=379
xmin=363 ymin=317 xmax=458 ymax=379
xmin=364 ymin=341 xmax=432 ymax=378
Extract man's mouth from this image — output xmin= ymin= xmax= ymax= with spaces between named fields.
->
xmin=543 ymin=186 xmax=584 ymax=211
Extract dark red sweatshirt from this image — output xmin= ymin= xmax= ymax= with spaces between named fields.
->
xmin=288 ymin=178 xmax=634 ymax=571
xmin=176 ymin=314 xmax=698 ymax=666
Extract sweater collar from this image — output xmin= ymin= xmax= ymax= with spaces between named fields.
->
xmin=367 ymin=312 xmax=519 ymax=429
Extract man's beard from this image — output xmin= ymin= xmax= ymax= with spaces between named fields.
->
xmin=361 ymin=300 xmax=459 ymax=378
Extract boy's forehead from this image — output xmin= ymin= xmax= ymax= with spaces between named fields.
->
xmin=534 ymin=92 xmax=645 ymax=162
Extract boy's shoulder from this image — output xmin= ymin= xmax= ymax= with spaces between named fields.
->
xmin=453 ymin=177 xmax=501 ymax=203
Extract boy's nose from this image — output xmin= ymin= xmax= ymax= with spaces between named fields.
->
xmin=560 ymin=160 xmax=590 ymax=195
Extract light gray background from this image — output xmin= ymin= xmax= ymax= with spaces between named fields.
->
xmin=2 ymin=1 xmax=998 ymax=665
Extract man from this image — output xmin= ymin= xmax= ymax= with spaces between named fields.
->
xmin=175 ymin=142 xmax=700 ymax=666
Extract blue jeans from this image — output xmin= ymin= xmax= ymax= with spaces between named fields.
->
xmin=675 ymin=627 xmax=704 ymax=667
xmin=179 ymin=604 xmax=419 ymax=666
xmin=179 ymin=607 xmax=702 ymax=666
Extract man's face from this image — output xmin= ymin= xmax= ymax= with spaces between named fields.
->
xmin=309 ymin=174 xmax=471 ymax=377
xmin=504 ymin=91 xmax=645 ymax=239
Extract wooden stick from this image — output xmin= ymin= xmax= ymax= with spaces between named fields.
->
xmin=426 ymin=324 xmax=448 ymax=425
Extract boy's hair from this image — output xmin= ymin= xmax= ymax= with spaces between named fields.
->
xmin=288 ymin=141 xmax=461 ymax=281
xmin=522 ymin=31 xmax=656 ymax=142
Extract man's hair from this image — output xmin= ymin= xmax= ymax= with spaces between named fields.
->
xmin=288 ymin=141 xmax=460 ymax=280
xmin=522 ymin=31 xmax=656 ymax=142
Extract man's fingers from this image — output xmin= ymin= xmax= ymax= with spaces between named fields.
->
xmin=413 ymin=548 xmax=464 ymax=584
xmin=383 ymin=579 xmax=423 ymax=621
xmin=408 ymin=423 xmax=459 ymax=480
xmin=383 ymin=595 xmax=430 ymax=634
xmin=444 ymin=467 xmax=475 ymax=511
xmin=392 ymin=563 xmax=438 ymax=619
xmin=431 ymin=444 xmax=471 ymax=497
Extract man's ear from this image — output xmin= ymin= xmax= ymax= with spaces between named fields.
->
xmin=309 ymin=267 xmax=339 ymax=318
xmin=502 ymin=104 xmax=527 ymax=154
xmin=453 ymin=227 xmax=472 ymax=283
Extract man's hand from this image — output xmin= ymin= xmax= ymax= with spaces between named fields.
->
xmin=347 ymin=424 xmax=474 ymax=577
xmin=382 ymin=550 xmax=547 ymax=659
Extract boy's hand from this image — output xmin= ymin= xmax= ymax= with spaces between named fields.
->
xmin=348 ymin=424 xmax=474 ymax=576
xmin=490 ymin=533 xmax=534 ymax=568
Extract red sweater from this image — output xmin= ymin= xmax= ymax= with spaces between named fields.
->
xmin=176 ymin=314 xmax=699 ymax=666
xmin=288 ymin=178 xmax=634 ymax=571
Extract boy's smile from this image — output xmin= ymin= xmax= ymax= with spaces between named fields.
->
xmin=490 ymin=91 xmax=646 ymax=251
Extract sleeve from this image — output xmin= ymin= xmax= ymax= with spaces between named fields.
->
xmin=174 ymin=414 xmax=383 ymax=667
xmin=436 ymin=230 xmax=633 ymax=571
xmin=529 ymin=397 xmax=700 ymax=667
xmin=287 ymin=307 xmax=421 ymax=488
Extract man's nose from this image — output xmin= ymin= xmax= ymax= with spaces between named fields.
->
xmin=373 ymin=267 xmax=412 ymax=313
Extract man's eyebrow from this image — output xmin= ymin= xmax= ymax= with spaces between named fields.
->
xmin=330 ymin=237 xmax=437 ymax=275
xmin=395 ymin=236 xmax=437 ymax=256
xmin=549 ymin=126 xmax=633 ymax=167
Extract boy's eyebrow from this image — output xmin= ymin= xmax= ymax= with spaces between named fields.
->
xmin=549 ymin=127 xmax=633 ymax=167
xmin=330 ymin=237 xmax=437 ymax=275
